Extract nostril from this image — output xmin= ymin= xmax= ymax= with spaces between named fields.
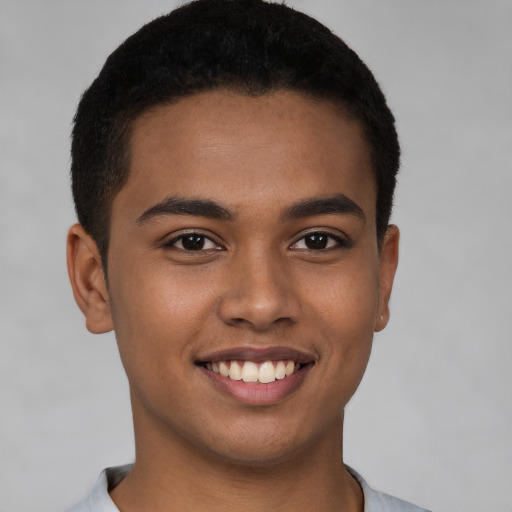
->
xmin=226 ymin=316 xmax=296 ymax=331
xmin=224 ymin=317 xmax=252 ymax=328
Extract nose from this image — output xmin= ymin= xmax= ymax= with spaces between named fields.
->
xmin=218 ymin=250 xmax=301 ymax=331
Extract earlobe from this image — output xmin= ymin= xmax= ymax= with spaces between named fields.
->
xmin=66 ymin=224 xmax=114 ymax=334
xmin=374 ymin=225 xmax=400 ymax=332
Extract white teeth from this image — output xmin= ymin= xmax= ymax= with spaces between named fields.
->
xmin=258 ymin=361 xmax=276 ymax=383
xmin=285 ymin=360 xmax=295 ymax=377
xmin=229 ymin=361 xmax=242 ymax=380
xmin=275 ymin=361 xmax=286 ymax=380
xmin=219 ymin=361 xmax=229 ymax=377
xmin=241 ymin=361 xmax=259 ymax=382
xmin=207 ymin=359 xmax=302 ymax=384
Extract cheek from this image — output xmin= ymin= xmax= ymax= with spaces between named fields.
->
xmin=107 ymin=258 xmax=219 ymax=379
xmin=296 ymin=255 xmax=379 ymax=381
xmin=299 ymin=255 xmax=380 ymax=331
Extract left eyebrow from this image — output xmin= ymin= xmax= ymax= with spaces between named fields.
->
xmin=282 ymin=194 xmax=366 ymax=222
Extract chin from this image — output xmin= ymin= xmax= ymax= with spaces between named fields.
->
xmin=207 ymin=441 xmax=306 ymax=469
xmin=197 ymin=417 xmax=323 ymax=469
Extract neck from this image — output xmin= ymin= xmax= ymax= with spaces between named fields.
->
xmin=111 ymin=402 xmax=363 ymax=512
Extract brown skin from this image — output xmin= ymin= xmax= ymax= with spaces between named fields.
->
xmin=67 ymin=90 xmax=399 ymax=512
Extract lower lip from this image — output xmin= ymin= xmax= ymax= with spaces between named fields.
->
xmin=199 ymin=364 xmax=313 ymax=405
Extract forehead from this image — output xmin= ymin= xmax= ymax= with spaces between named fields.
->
xmin=117 ymin=90 xmax=375 ymax=221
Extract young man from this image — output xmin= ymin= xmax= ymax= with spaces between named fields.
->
xmin=66 ymin=1 xmax=430 ymax=510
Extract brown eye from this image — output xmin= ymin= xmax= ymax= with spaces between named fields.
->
xmin=181 ymin=234 xmax=206 ymax=250
xmin=168 ymin=233 xmax=220 ymax=251
xmin=304 ymin=233 xmax=329 ymax=249
xmin=290 ymin=231 xmax=348 ymax=251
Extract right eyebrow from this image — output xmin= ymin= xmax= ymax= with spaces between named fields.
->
xmin=136 ymin=196 xmax=235 ymax=224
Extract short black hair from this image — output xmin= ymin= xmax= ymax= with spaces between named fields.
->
xmin=71 ymin=0 xmax=400 ymax=268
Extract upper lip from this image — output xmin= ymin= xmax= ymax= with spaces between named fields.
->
xmin=196 ymin=346 xmax=316 ymax=365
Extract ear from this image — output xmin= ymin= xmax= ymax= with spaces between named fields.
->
xmin=374 ymin=224 xmax=400 ymax=332
xmin=66 ymin=224 xmax=114 ymax=334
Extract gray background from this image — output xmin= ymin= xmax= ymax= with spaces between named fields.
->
xmin=1 ymin=1 xmax=510 ymax=510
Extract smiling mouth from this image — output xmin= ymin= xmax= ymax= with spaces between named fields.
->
xmin=201 ymin=359 xmax=308 ymax=384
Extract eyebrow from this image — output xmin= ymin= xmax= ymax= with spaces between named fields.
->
xmin=136 ymin=193 xmax=365 ymax=225
xmin=137 ymin=196 xmax=235 ymax=224
xmin=282 ymin=194 xmax=365 ymax=222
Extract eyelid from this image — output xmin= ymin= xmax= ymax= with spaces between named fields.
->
xmin=289 ymin=228 xmax=351 ymax=250
xmin=161 ymin=229 xmax=225 ymax=251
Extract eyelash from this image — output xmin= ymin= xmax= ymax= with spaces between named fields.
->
xmin=290 ymin=231 xmax=350 ymax=251
xmin=163 ymin=230 xmax=350 ymax=253
xmin=164 ymin=232 xmax=223 ymax=252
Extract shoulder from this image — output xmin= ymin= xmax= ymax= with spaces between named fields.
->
xmin=65 ymin=465 xmax=132 ymax=512
xmin=347 ymin=467 xmax=432 ymax=512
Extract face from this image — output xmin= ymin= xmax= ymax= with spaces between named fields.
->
xmin=75 ymin=90 xmax=398 ymax=465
